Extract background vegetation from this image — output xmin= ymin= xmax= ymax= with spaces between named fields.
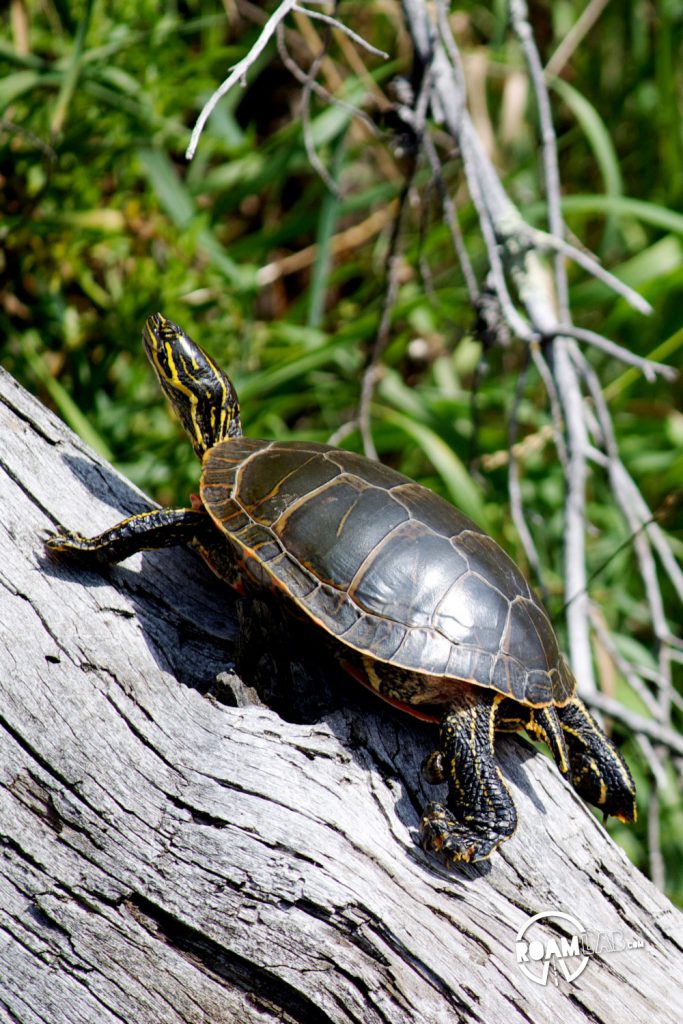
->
xmin=2 ymin=1 xmax=681 ymax=901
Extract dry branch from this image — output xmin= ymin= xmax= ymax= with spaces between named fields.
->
xmin=186 ymin=0 xmax=385 ymax=161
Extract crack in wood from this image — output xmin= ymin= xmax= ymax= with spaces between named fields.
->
xmin=124 ymin=893 xmax=338 ymax=1024
xmin=9 ymin=771 xmax=63 ymax=835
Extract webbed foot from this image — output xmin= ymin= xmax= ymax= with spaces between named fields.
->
xmin=420 ymin=691 xmax=518 ymax=865
xmin=420 ymin=800 xmax=514 ymax=863
xmin=557 ymin=697 xmax=637 ymax=823
xmin=45 ymin=527 xmax=110 ymax=566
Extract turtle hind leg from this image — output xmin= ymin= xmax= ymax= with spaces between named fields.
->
xmin=46 ymin=507 xmax=211 ymax=566
xmin=557 ymin=696 xmax=637 ymax=823
xmin=420 ymin=689 xmax=517 ymax=864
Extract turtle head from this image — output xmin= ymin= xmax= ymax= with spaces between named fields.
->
xmin=143 ymin=313 xmax=242 ymax=458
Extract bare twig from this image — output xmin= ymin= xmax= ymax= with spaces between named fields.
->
xmin=647 ymin=787 xmax=666 ymax=891
xmin=529 ymin=344 xmax=568 ymax=468
xmin=544 ymin=322 xmax=675 ymax=380
xmin=586 ymin=692 xmax=683 ymax=758
xmin=507 ymin=0 xmax=597 ymax=692
xmin=357 ymin=99 xmax=429 ymax=457
xmin=415 ymin=177 xmax=446 ymax=309
xmin=256 ymin=204 xmax=397 ymax=286
xmin=507 ymin=355 xmax=548 ymax=595
xmin=434 ymin=0 xmax=467 ymax=114
xmin=517 ymin=225 xmax=653 ymax=317
xmin=587 ymin=443 xmax=683 ymax=613
xmin=187 ymin=0 xmax=379 ymax=160
xmin=590 ymin=610 xmax=663 ymax=720
xmin=293 ymin=4 xmax=389 ymax=58
xmin=636 ymin=735 xmax=669 ymax=791
xmin=509 ymin=0 xmax=570 ymax=319
xmin=634 ymin=727 xmax=668 ymax=888
xmin=327 ymin=417 xmax=358 ymax=447
xmin=187 ymin=0 xmax=299 ymax=159
xmin=420 ymin=130 xmax=480 ymax=305
xmin=545 ymin=0 xmax=612 ymax=79
xmin=555 ymin=347 xmax=597 ymax=692
xmin=428 ymin=60 xmax=537 ymax=339
xmin=299 ymin=25 xmax=341 ymax=195
xmin=356 ymin=210 xmax=411 ymax=456
xmin=275 ymin=23 xmax=378 ymax=134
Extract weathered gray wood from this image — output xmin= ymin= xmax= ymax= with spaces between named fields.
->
xmin=1 ymin=365 xmax=682 ymax=1024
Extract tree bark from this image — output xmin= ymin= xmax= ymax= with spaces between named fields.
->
xmin=1 ymin=366 xmax=681 ymax=1024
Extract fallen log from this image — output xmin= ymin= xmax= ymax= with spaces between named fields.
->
xmin=1 ymin=366 xmax=681 ymax=1024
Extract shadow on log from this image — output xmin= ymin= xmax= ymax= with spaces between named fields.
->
xmin=1 ymin=366 xmax=682 ymax=1024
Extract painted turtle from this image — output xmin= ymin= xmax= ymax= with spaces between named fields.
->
xmin=47 ymin=313 xmax=636 ymax=863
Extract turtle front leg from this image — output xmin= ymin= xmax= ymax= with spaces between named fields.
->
xmin=46 ymin=508 xmax=211 ymax=566
xmin=557 ymin=696 xmax=637 ymax=823
xmin=420 ymin=689 xmax=517 ymax=863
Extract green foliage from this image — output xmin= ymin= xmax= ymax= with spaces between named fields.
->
xmin=2 ymin=1 xmax=681 ymax=898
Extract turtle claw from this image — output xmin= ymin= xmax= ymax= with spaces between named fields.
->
xmin=45 ymin=527 xmax=85 ymax=551
xmin=419 ymin=801 xmax=507 ymax=864
xmin=45 ymin=527 xmax=108 ymax=567
xmin=421 ymin=749 xmax=446 ymax=785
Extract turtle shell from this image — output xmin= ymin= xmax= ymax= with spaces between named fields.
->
xmin=200 ymin=437 xmax=575 ymax=707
